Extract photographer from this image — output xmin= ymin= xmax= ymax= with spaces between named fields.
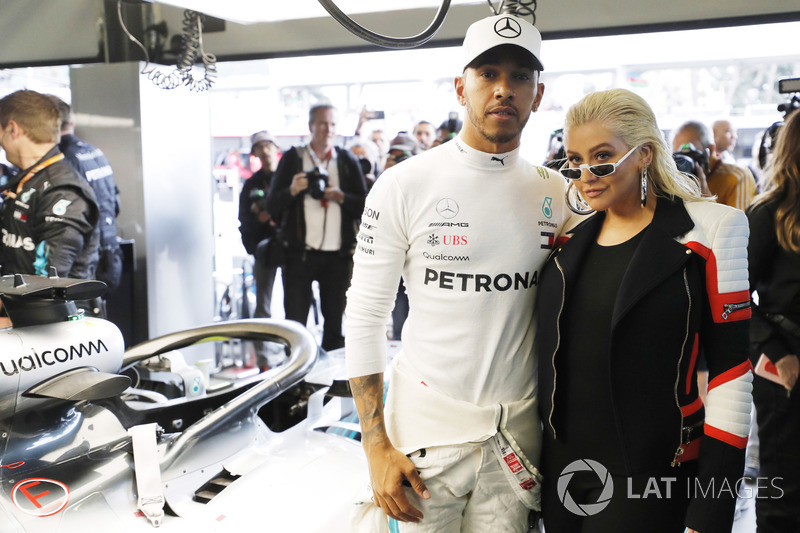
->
xmin=671 ymin=120 xmax=757 ymax=211
xmin=266 ymin=104 xmax=367 ymax=351
xmin=238 ymin=130 xmax=281 ymax=329
xmin=385 ymin=132 xmax=418 ymax=170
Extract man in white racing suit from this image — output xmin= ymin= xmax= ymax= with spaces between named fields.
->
xmin=345 ymin=14 xmax=568 ymax=532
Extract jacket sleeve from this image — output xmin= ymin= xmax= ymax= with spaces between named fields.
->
xmin=31 ymin=186 xmax=97 ymax=277
xmin=337 ymin=148 xmax=368 ymax=218
xmin=685 ymin=206 xmax=753 ymax=533
xmin=238 ymin=179 xmax=259 ymax=255
xmin=746 ymin=203 xmax=792 ymax=363
xmin=265 ymin=147 xmax=301 ymax=219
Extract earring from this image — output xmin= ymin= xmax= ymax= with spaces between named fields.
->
xmin=640 ymin=168 xmax=648 ymax=208
xmin=565 ymin=181 xmax=594 ymax=215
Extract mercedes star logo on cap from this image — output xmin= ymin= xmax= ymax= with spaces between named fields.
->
xmin=494 ymin=17 xmax=522 ymax=39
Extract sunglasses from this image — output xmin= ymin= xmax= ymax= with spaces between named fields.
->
xmin=559 ymin=145 xmax=640 ymax=180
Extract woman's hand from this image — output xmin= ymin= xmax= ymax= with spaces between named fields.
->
xmin=776 ymin=354 xmax=799 ymax=391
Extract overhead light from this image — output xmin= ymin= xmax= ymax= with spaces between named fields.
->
xmin=149 ymin=0 xmax=478 ymax=25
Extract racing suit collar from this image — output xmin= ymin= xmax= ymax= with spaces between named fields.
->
xmin=3 ymin=146 xmax=61 ymax=193
xmin=451 ymin=135 xmax=520 ymax=170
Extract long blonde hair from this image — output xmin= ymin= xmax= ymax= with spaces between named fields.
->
xmin=564 ymin=89 xmax=704 ymax=203
xmin=752 ymin=110 xmax=800 ymax=254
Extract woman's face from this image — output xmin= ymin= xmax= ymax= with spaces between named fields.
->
xmin=563 ymin=121 xmax=647 ymax=213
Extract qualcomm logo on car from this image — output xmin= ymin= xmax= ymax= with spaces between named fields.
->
xmin=557 ymin=459 xmax=614 ymax=516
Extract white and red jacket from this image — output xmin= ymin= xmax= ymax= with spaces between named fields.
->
xmin=535 ymin=196 xmax=752 ymax=533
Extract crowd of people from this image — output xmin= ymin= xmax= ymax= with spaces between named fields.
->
xmin=236 ymin=103 xmax=466 ymax=349
xmin=221 ymin=13 xmax=790 ymax=533
xmin=1 ymin=11 xmax=797 ymax=533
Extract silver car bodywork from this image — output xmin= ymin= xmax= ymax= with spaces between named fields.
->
xmin=0 ymin=275 xmax=367 ymax=532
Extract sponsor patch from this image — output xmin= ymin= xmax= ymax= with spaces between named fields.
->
xmin=541 ymin=231 xmax=555 ymax=249
xmin=542 ymin=197 xmax=553 ymax=219
xmin=19 ymin=188 xmax=35 ymax=203
xmin=435 ymin=198 xmax=459 ymax=219
xmin=0 ymin=339 xmax=109 ymax=377
xmin=52 ymin=199 xmax=72 ymax=216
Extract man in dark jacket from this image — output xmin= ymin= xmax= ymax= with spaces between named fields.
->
xmin=0 ymin=90 xmax=99 ymax=281
xmin=266 ymin=104 xmax=367 ymax=350
xmin=239 ymin=130 xmax=281 ymax=321
xmin=47 ymin=95 xmax=122 ymax=292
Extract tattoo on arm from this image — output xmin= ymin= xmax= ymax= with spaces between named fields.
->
xmin=350 ymin=374 xmax=389 ymax=448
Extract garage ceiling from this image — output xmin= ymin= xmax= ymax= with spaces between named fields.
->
xmin=1 ymin=0 xmax=799 ymax=67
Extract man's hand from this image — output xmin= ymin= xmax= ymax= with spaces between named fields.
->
xmin=289 ymin=172 xmax=308 ymax=196
xmin=324 ymin=186 xmax=345 ymax=204
xmin=364 ymin=440 xmax=429 ymax=522
xmin=693 ymin=163 xmax=712 ymax=197
xmin=350 ymin=374 xmax=430 ymax=523
xmin=776 ymin=354 xmax=799 ymax=391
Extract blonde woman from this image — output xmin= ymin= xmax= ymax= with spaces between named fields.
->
xmin=535 ymin=89 xmax=752 ymax=533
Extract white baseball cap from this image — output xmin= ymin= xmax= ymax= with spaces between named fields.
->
xmin=461 ymin=15 xmax=544 ymax=72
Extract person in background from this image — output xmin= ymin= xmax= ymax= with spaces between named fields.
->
xmin=384 ymin=131 xmax=418 ymax=171
xmin=0 ymin=90 xmax=99 ymax=293
xmin=266 ymin=104 xmax=367 ymax=351
xmin=542 ymin=127 xmax=565 ymax=169
xmin=47 ymin=95 xmax=123 ymax=303
xmin=238 ymin=131 xmax=281 ymax=320
xmin=346 ymin=137 xmax=381 ymax=188
xmin=383 ymin=131 xmax=420 ymax=342
xmin=746 ymin=108 xmax=800 ymax=533
xmin=432 ymin=115 xmax=463 ymax=147
xmin=672 ymin=120 xmax=757 ymax=211
xmin=412 ymin=120 xmax=437 ymax=151
xmin=346 ymin=13 xmax=566 ymax=532
xmin=712 ymin=118 xmax=738 ymax=163
xmin=536 ymin=88 xmax=752 ymax=533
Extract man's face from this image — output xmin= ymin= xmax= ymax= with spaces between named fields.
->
xmin=252 ymin=141 xmax=279 ymax=171
xmin=713 ymin=121 xmax=737 ymax=153
xmin=309 ymin=108 xmax=337 ymax=149
xmin=672 ymin=128 xmax=706 ymax=153
xmin=455 ymin=48 xmax=544 ymax=153
xmin=413 ymin=123 xmax=437 ymax=150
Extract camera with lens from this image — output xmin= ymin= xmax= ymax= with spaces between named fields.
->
xmin=248 ymin=187 xmax=268 ymax=212
xmin=757 ymin=77 xmax=800 ymax=168
xmin=673 ymin=143 xmax=710 ymax=176
xmin=305 ymin=166 xmax=329 ymax=200
xmin=357 ymin=157 xmax=373 ymax=176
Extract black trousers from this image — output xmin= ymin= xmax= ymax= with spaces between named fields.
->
xmin=281 ymin=248 xmax=351 ymax=351
xmin=753 ymin=376 xmax=800 ymax=533
xmin=541 ymin=441 xmax=696 ymax=533
xmin=252 ymin=253 xmax=277 ymax=319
